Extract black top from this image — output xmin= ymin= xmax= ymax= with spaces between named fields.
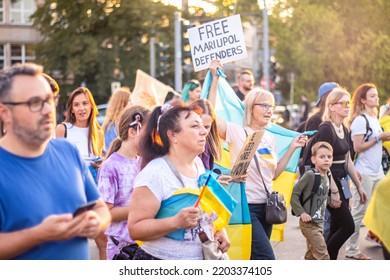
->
xmin=301 ymin=100 xmax=309 ymax=122
xmin=305 ymin=112 xmax=322 ymax=131
xmin=235 ymin=89 xmax=245 ymax=101
xmin=316 ymin=121 xmax=350 ymax=162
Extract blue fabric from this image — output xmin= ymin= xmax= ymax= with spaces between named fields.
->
xmin=104 ymin=122 xmax=117 ymax=151
xmin=201 ymin=69 xmax=244 ymax=125
xmin=265 ymin=123 xmax=316 ymax=173
xmin=0 ymin=139 xmax=100 ymax=260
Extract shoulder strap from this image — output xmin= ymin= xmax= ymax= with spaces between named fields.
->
xmin=244 ymin=128 xmax=270 ymax=196
xmin=162 ymin=156 xmax=185 ymax=187
xmin=301 ymin=168 xmax=320 ymax=206
xmin=62 ymin=123 xmax=67 ymax=138
xmin=360 ymin=114 xmax=373 ymax=142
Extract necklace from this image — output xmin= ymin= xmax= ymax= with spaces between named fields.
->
xmin=333 ymin=123 xmax=342 ymax=134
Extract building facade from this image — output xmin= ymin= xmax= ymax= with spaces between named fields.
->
xmin=0 ymin=0 xmax=42 ymax=69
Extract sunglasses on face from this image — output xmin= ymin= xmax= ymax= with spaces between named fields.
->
xmin=334 ymin=101 xmax=350 ymax=108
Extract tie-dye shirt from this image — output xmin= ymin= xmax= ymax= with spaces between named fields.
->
xmin=98 ymin=152 xmax=142 ymax=257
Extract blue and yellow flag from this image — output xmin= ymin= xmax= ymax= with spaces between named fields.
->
xmin=155 ymin=170 xmax=237 ymax=241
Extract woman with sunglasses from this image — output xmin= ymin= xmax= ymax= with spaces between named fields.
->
xmin=207 ymin=60 xmax=308 ymax=260
xmin=345 ymin=83 xmax=390 ymax=260
xmin=312 ymin=89 xmax=367 ymax=260
xmin=181 ymin=80 xmax=202 ymax=104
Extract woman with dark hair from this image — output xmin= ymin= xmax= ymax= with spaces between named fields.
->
xmin=345 ymin=83 xmax=390 ymax=260
xmin=98 ymin=105 xmax=149 ymax=260
xmin=128 ymin=103 xmax=230 ymax=260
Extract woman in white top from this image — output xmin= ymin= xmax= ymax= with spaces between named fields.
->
xmin=128 ymin=103 xmax=230 ymax=260
xmin=55 ymin=86 xmax=105 ymax=259
xmin=207 ymin=60 xmax=308 ymax=259
xmin=346 ymin=83 xmax=390 ymax=260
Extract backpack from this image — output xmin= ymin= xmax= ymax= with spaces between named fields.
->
xmin=291 ymin=168 xmax=330 ymax=216
xmin=350 ymin=114 xmax=372 ymax=161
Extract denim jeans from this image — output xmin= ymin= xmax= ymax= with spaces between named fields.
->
xmin=249 ymin=204 xmax=275 ymax=260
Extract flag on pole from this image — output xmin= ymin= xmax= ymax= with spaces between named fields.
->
xmin=131 ymin=69 xmax=179 ymax=108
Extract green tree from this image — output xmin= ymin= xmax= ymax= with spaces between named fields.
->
xmin=32 ymin=0 xmax=177 ymax=104
xmin=271 ymin=0 xmax=390 ymax=103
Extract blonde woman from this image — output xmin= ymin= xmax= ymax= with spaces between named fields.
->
xmin=313 ymin=88 xmax=367 ymax=259
xmin=102 ymin=87 xmax=131 ymax=151
xmin=345 ymin=83 xmax=390 ymax=260
xmin=207 ymin=60 xmax=308 ymax=260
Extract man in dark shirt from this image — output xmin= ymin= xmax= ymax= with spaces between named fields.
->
xmin=235 ymin=70 xmax=254 ymax=101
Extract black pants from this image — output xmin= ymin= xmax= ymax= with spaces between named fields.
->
xmin=326 ymin=164 xmax=354 ymax=260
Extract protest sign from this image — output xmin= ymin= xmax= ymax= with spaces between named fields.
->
xmin=188 ymin=15 xmax=247 ymax=72
xmin=230 ymin=130 xmax=264 ymax=180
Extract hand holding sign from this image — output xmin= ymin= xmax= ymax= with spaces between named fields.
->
xmin=230 ymin=130 xmax=264 ymax=180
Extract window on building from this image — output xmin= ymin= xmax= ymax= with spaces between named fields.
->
xmin=10 ymin=0 xmax=37 ymax=24
xmin=0 ymin=45 xmax=4 ymax=69
xmin=0 ymin=0 xmax=4 ymax=23
xmin=10 ymin=44 xmax=35 ymax=65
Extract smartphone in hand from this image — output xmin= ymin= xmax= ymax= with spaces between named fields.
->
xmin=73 ymin=201 xmax=97 ymax=217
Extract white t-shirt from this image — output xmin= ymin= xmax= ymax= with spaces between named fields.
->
xmin=134 ymin=157 xmax=210 ymax=260
xmin=350 ymin=114 xmax=384 ymax=176
xmin=226 ymin=122 xmax=278 ymax=204
xmin=63 ymin=122 xmax=95 ymax=162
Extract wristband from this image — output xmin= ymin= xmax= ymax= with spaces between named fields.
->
xmin=375 ymin=136 xmax=379 ymax=144
xmin=331 ymin=191 xmax=339 ymax=194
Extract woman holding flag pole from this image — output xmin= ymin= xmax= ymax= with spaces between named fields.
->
xmin=207 ymin=60 xmax=308 ymax=260
xmin=127 ymin=103 xmax=231 ymax=260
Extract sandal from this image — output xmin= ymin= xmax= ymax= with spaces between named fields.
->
xmin=346 ymin=253 xmax=372 ymax=260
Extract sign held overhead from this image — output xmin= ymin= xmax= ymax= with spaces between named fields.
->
xmin=188 ymin=15 xmax=248 ymax=72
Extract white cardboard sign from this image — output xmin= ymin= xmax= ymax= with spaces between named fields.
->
xmin=188 ymin=14 xmax=248 ymax=72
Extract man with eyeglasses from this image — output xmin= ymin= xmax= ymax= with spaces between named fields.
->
xmin=0 ymin=63 xmax=110 ymax=259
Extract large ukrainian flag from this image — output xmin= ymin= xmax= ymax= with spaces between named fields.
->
xmin=201 ymin=69 xmax=305 ymax=259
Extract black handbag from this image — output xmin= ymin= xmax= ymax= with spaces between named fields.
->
xmin=265 ymin=191 xmax=287 ymax=224
xmin=246 ymin=129 xmax=287 ymax=225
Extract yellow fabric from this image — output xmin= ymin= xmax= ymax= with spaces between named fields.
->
xmin=270 ymin=171 xmax=297 ymax=241
xmin=363 ymin=172 xmax=390 ymax=252
xmin=380 ymin=116 xmax=390 ymax=151
xmin=199 ymin=186 xmax=231 ymax=232
xmin=226 ymin=224 xmax=252 ymax=260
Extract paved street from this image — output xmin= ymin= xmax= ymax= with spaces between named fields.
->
xmin=89 ymin=211 xmax=384 ymax=260
xmin=272 ymin=211 xmax=384 ymax=260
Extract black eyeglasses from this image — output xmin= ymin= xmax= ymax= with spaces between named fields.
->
xmin=2 ymin=95 xmax=60 ymax=112
xmin=254 ymin=103 xmax=276 ymax=111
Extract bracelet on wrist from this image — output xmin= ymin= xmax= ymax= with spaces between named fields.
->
xmin=375 ymin=136 xmax=379 ymax=144
xmin=331 ymin=191 xmax=339 ymax=194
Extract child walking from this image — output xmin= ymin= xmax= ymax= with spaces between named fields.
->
xmin=291 ymin=141 xmax=333 ymax=260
